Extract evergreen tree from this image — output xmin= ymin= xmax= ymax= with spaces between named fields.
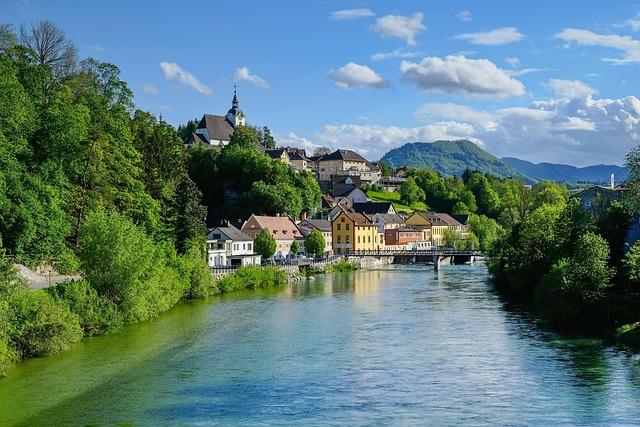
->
xmin=174 ymin=176 xmax=206 ymax=254
xmin=254 ymin=228 xmax=276 ymax=259
xmin=262 ymin=126 xmax=276 ymax=149
xmin=304 ymin=229 xmax=325 ymax=257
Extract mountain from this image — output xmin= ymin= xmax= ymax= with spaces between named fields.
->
xmin=501 ymin=157 xmax=628 ymax=183
xmin=380 ymin=140 xmax=524 ymax=179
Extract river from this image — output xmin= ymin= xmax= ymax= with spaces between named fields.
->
xmin=1 ymin=265 xmax=639 ymax=426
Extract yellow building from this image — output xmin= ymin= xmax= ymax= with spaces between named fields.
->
xmin=332 ymin=211 xmax=380 ymax=254
xmin=406 ymin=212 xmax=449 ymax=246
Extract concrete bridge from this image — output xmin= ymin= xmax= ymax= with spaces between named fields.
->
xmin=343 ymin=249 xmax=482 ymax=271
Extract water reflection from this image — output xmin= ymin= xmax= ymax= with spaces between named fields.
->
xmin=1 ymin=265 xmax=639 ymax=426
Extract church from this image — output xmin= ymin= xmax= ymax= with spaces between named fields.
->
xmin=184 ymin=88 xmax=245 ymax=147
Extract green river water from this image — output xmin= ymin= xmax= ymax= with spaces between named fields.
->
xmin=1 ymin=264 xmax=639 ymax=426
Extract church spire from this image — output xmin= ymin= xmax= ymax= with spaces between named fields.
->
xmin=232 ymin=84 xmax=239 ymax=108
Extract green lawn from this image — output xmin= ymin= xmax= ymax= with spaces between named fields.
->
xmin=367 ymin=190 xmax=428 ymax=213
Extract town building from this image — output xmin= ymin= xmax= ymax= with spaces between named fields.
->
xmin=297 ymin=219 xmax=333 ymax=255
xmin=571 ymin=186 xmax=621 ymax=209
xmin=333 ymin=184 xmax=369 ymax=205
xmin=331 ymin=211 xmax=380 ymax=254
xmin=436 ymin=213 xmax=469 ymax=235
xmin=264 ymin=148 xmax=290 ymax=165
xmin=370 ymin=213 xmax=405 ymax=234
xmin=241 ymin=214 xmax=303 ymax=260
xmin=315 ymin=149 xmax=381 ymax=183
xmin=406 ymin=212 xmax=450 ymax=246
xmin=384 ymin=227 xmax=432 ymax=250
xmin=184 ymin=88 xmax=245 ymax=147
xmin=206 ymin=224 xmax=261 ymax=267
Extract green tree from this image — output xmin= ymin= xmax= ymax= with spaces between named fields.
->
xmin=254 ymin=228 xmax=276 ymax=259
xmin=624 ymin=145 xmax=640 ymax=214
xmin=261 ymin=126 xmax=276 ymax=149
xmin=452 ymin=201 xmax=470 ymax=215
xmin=174 ymin=176 xmax=206 ymax=254
xmin=623 ymin=241 xmax=640 ymax=287
xmin=467 ymin=214 xmax=504 ymax=251
xmin=564 ymin=232 xmax=613 ymax=303
xmin=399 ymin=176 xmax=425 ymax=205
xmin=228 ymin=125 xmax=261 ymax=149
xmin=290 ymin=240 xmax=300 ymax=255
xmin=304 ymin=229 xmax=325 ymax=257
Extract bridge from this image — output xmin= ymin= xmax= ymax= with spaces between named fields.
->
xmin=343 ymin=249 xmax=482 ymax=271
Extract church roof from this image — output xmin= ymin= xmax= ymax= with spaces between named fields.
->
xmin=184 ymin=132 xmax=209 ymax=146
xmin=197 ymin=114 xmax=235 ymax=142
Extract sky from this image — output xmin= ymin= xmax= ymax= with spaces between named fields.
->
xmin=3 ymin=0 xmax=640 ymax=166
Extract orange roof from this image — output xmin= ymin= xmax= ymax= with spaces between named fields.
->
xmin=251 ymin=215 xmax=301 ymax=240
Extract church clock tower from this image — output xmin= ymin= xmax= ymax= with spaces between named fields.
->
xmin=225 ymin=86 xmax=246 ymax=128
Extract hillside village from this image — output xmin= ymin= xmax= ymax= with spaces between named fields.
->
xmin=185 ymin=90 xmax=637 ymax=268
xmin=187 ymin=92 xmax=495 ymax=267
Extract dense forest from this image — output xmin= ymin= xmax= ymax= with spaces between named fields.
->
xmin=0 ymin=21 xmax=289 ymax=378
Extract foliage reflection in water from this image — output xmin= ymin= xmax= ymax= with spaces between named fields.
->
xmin=0 ymin=265 xmax=639 ymax=426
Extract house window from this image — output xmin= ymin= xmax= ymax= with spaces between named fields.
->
xmin=368 ymin=236 xmax=371 ymax=243
xmin=346 ymin=236 xmax=350 ymax=243
xmin=248 ymin=243 xmax=252 ymax=251
xmin=357 ymin=236 xmax=360 ymax=244
xmin=346 ymin=224 xmax=350 ymax=231
xmin=337 ymin=224 xmax=341 ymax=231
xmin=337 ymin=236 xmax=341 ymax=244
xmin=273 ymin=230 xmax=277 ymax=234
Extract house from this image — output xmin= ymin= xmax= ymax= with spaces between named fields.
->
xmin=406 ymin=212 xmax=449 ymax=246
xmin=571 ymin=186 xmax=621 ymax=209
xmin=241 ymin=214 xmax=303 ymax=260
xmin=297 ymin=219 xmax=333 ymax=255
xmin=436 ymin=213 xmax=468 ymax=235
xmin=285 ymin=148 xmax=314 ymax=172
xmin=315 ymin=149 xmax=381 ymax=183
xmin=331 ymin=211 xmax=380 ymax=254
xmin=327 ymin=198 xmax=353 ymax=221
xmin=352 ymin=202 xmax=397 ymax=216
xmin=206 ymin=224 xmax=261 ymax=267
xmin=265 ymin=148 xmax=291 ymax=165
xmin=333 ymin=184 xmax=369 ymax=205
xmin=184 ymin=88 xmax=245 ymax=147
xmin=384 ymin=227 xmax=432 ymax=250
xmin=370 ymin=213 xmax=405 ymax=234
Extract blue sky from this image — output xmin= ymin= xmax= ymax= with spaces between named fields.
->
xmin=4 ymin=0 xmax=640 ymax=166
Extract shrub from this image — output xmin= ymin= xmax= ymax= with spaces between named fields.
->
xmin=7 ymin=290 xmax=82 ymax=358
xmin=47 ymin=280 xmax=122 ymax=336
xmin=181 ymin=247 xmax=219 ymax=299
xmin=325 ymin=260 xmax=357 ymax=273
xmin=217 ymin=266 xmax=286 ymax=293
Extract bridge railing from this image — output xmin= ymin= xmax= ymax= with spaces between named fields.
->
xmin=344 ymin=249 xmax=482 ymax=257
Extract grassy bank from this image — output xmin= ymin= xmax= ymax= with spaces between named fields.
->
xmin=302 ymin=260 xmax=358 ymax=276
xmin=367 ymin=190 xmax=427 ymax=213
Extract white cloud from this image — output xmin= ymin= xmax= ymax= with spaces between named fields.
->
xmin=234 ymin=67 xmax=269 ymax=89
xmin=276 ymin=132 xmax=319 ymax=152
xmin=624 ymin=15 xmax=640 ymax=31
xmin=330 ymin=8 xmax=375 ymax=21
xmin=371 ymin=48 xmax=422 ymax=61
xmin=454 ymin=27 xmax=525 ymax=45
xmin=548 ymin=79 xmax=597 ymax=99
xmin=329 ymin=62 xmax=388 ymax=89
xmin=457 ymin=11 xmax=473 ymax=22
xmin=89 ymin=45 xmax=107 ymax=53
xmin=372 ymin=12 xmax=426 ymax=46
xmin=400 ymin=55 xmax=526 ymax=98
xmin=159 ymin=62 xmax=212 ymax=95
xmin=555 ymin=28 xmax=640 ymax=64
xmin=505 ymin=56 xmax=520 ymax=68
xmin=296 ymin=91 xmax=640 ymax=165
xmin=505 ymin=68 xmax=548 ymax=77
xmin=142 ymin=84 xmax=159 ymax=95
xmin=316 ymin=122 xmax=480 ymax=158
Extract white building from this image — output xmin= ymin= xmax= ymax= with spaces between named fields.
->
xmin=206 ymin=224 xmax=261 ymax=267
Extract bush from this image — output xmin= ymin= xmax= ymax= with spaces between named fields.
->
xmin=47 ymin=280 xmax=122 ymax=336
xmin=325 ymin=260 xmax=357 ymax=272
xmin=181 ymin=247 xmax=219 ymax=299
xmin=217 ymin=266 xmax=286 ymax=293
xmin=7 ymin=290 xmax=82 ymax=359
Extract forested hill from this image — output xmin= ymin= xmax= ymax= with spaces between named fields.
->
xmin=380 ymin=140 xmax=524 ymax=179
xmin=501 ymin=157 xmax=628 ymax=183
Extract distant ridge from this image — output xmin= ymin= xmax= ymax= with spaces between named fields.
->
xmin=380 ymin=140 xmax=524 ymax=179
xmin=501 ymin=157 xmax=628 ymax=183
xmin=379 ymin=140 xmax=628 ymax=183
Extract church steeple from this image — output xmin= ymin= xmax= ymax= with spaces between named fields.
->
xmin=226 ymin=85 xmax=245 ymax=127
